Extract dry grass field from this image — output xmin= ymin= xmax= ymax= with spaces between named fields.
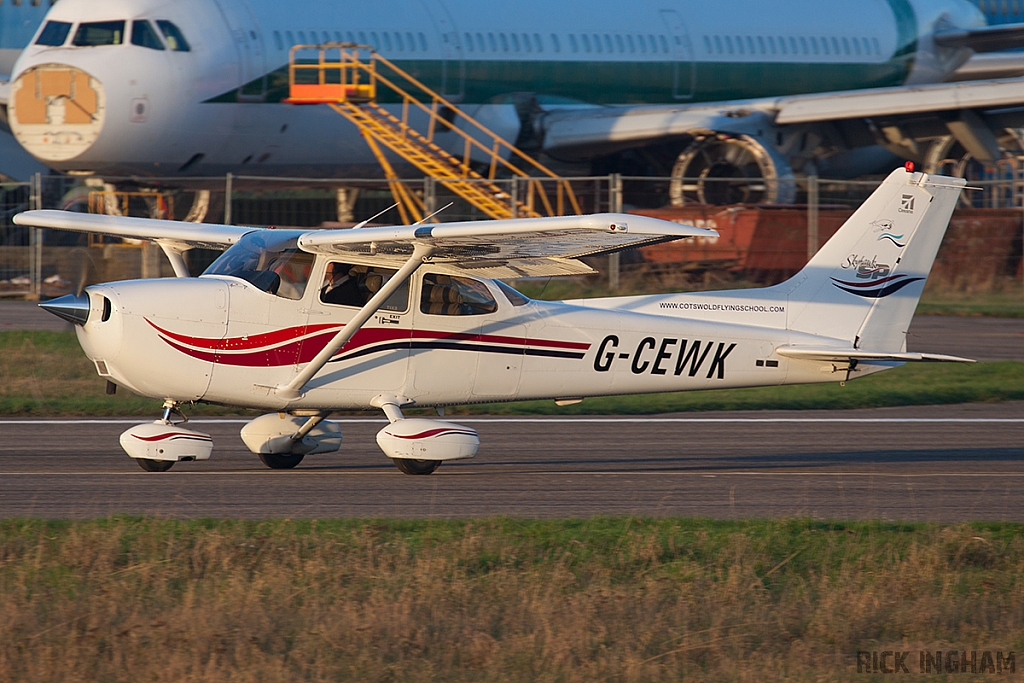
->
xmin=1 ymin=518 xmax=1021 ymax=682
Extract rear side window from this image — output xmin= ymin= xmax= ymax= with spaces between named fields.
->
xmin=35 ymin=21 xmax=72 ymax=46
xmin=420 ymin=273 xmax=497 ymax=316
xmin=131 ymin=21 xmax=165 ymax=50
xmin=156 ymin=20 xmax=190 ymax=52
xmin=72 ymin=21 xmax=125 ymax=46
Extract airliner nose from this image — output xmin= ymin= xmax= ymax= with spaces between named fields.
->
xmin=8 ymin=64 xmax=105 ymax=162
xmin=39 ymin=292 xmax=91 ymax=325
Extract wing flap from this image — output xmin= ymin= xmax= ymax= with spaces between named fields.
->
xmin=776 ymin=346 xmax=975 ymax=363
xmin=13 ymin=210 xmax=254 ymax=249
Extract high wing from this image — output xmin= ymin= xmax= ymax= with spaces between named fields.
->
xmin=13 ymin=210 xmax=715 ymax=279
xmin=297 ymin=213 xmax=717 ymax=278
xmin=13 ymin=210 xmax=255 ymax=250
xmin=540 ymin=76 xmax=1024 ymax=165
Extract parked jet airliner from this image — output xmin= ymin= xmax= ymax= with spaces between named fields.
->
xmin=4 ymin=0 xmax=1024 ymax=201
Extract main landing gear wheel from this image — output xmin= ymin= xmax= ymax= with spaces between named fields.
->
xmin=258 ymin=453 xmax=306 ymax=470
xmin=392 ymin=458 xmax=441 ymax=475
xmin=136 ymin=458 xmax=175 ymax=472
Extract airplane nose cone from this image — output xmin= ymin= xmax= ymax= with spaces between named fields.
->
xmin=8 ymin=64 xmax=105 ymax=162
xmin=39 ymin=292 xmax=91 ymax=326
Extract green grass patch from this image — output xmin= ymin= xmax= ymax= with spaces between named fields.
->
xmin=916 ymin=284 xmax=1024 ymax=318
xmin=0 ymin=517 xmax=1021 ymax=682
xmin=3 ymin=330 xmax=1023 ymax=416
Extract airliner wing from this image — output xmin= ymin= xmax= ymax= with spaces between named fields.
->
xmin=935 ymin=22 xmax=1024 ymax=53
xmin=13 ymin=210 xmax=254 ymax=249
xmin=541 ymin=76 xmax=1024 ymax=162
xmin=771 ymin=76 xmax=1024 ymax=124
xmin=297 ymin=212 xmax=715 ymax=278
xmin=950 ymin=53 xmax=1024 ymax=81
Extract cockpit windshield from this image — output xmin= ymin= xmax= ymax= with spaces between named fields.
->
xmin=155 ymin=20 xmax=191 ymax=52
xmin=131 ymin=20 xmax=165 ymax=51
xmin=36 ymin=21 xmax=72 ymax=47
xmin=203 ymin=231 xmax=315 ymax=300
xmin=72 ymin=21 xmax=125 ymax=47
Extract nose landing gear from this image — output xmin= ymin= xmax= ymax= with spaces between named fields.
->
xmin=119 ymin=400 xmax=213 ymax=472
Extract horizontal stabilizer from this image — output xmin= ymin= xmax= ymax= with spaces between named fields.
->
xmin=776 ymin=347 xmax=975 ymax=363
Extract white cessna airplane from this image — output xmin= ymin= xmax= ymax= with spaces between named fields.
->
xmin=4 ymin=0 xmax=1024 ymax=200
xmin=15 ymin=167 xmax=972 ymax=474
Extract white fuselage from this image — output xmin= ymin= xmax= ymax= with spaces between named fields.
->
xmin=76 ymin=263 xmax=881 ymax=412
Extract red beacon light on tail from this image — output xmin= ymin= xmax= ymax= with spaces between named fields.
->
xmin=904 ymin=161 xmax=915 ymax=172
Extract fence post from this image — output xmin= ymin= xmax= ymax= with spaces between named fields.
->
xmin=807 ymin=174 xmax=819 ymax=261
xmin=224 ymin=172 xmax=233 ymax=225
xmin=28 ymin=172 xmax=42 ymax=300
xmin=608 ymin=173 xmax=623 ymax=291
xmin=423 ymin=177 xmax=436 ymax=216
xmin=509 ymin=176 xmax=519 ymax=219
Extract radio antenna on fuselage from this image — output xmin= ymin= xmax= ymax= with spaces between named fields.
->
xmin=412 ymin=202 xmax=454 ymax=226
xmin=351 ymin=202 xmax=400 ymax=229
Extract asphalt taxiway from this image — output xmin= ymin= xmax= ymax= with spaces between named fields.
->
xmin=2 ymin=402 xmax=1022 ymax=521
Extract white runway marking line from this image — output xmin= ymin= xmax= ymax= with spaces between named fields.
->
xmin=4 ymin=470 xmax=1024 ymax=478
xmin=3 ymin=417 xmax=1024 ymax=425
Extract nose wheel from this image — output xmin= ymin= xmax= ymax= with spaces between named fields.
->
xmin=392 ymin=458 xmax=441 ymax=475
xmin=136 ymin=458 xmax=175 ymax=472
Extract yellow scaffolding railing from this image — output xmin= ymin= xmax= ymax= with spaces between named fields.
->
xmin=285 ymin=43 xmax=581 ymax=223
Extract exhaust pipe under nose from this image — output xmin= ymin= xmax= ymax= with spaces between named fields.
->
xmin=39 ymin=292 xmax=91 ymax=326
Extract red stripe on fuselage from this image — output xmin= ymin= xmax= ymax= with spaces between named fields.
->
xmin=149 ymin=319 xmax=590 ymax=367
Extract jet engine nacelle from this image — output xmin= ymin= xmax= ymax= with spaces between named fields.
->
xmin=119 ymin=421 xmax=213 ymax=462
xmin=376 ymin=418 xmax=480 ymax=461
xmin=240 ymin=413 xmax=343 ymax=455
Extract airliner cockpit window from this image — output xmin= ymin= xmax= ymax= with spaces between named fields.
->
xmin=155 ymin=20 xmax=190 ymax=52
xmin=72 ymin=21 xmax=125 ymax=46
xmin=35 ymin=21 xmax=72 ymax=46
xmin=131 ymin=21 xmax=165 ymax=50
xmin=202 ymin=231 xmax=314 ymax=300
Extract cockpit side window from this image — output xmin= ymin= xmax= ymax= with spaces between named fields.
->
xmin=36 ymin=21 xmax=72 ymax=46
xmin=131 ymin=20 xmax=165 ymax=51
xmin=420 ymin=273 xmax=498 ymax=316
xmin=494 ymin=279 xmax=530 ymax=306
xmin=72 ymin=21 xmax=126 ymax=47
xmin=320 ymin=262 xmax=409 ymax=312
xmin=202 ymin=231 xmax=314 ymax=300
xmin=155 ymin=20 xmax=191 ymax=52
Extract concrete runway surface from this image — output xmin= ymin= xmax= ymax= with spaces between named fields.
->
xmin=2 ymin=402 xmax=1022 ymax=521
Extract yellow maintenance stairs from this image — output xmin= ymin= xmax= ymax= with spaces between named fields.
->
xmin=285 ymin=44 xmax=580 ymax=223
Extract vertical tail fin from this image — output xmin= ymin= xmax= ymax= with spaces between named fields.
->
xmin=782 ymin=168 xmax=964 ymax=351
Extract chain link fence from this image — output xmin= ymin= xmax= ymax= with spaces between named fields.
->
xmin=2 ymin=173 xmax=1022 ymax=299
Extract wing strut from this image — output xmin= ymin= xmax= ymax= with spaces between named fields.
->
xmin=273 ymin=242 xmax=435 ymax=401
